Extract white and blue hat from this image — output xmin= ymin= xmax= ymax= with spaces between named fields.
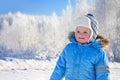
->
xmin=74 ymin=13 xmax=99 ymax=42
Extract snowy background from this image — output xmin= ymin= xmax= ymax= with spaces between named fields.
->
xmin=0 ymin=0 xmax=120 ymax=80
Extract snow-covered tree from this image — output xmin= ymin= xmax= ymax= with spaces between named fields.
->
xmin=94 ymin=0 xmax=120 ymax=62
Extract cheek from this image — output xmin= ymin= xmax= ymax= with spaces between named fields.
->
xmin=85 ymin=37 xmax=89 ymax=41
xmin=87 ymin=35 xmax=91 ymax=39
xmin=85 ymin=36 xmax=91 ymax=41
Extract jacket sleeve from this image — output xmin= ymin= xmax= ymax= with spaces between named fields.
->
xmin=50 ymin=50 xmax=66 ymax=80
xmin=95 ymin=50 xmax=110 ymax=80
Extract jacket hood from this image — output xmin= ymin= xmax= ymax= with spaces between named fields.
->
xmin=68 ymin=31 xmax=109 ymax=49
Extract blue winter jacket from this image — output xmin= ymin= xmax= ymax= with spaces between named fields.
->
xmin=50 ymin=36 xmax=110 ymax=80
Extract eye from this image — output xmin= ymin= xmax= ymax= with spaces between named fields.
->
xmin=77 ymin=31 xmax=80 ymax=33
xmin=83 ymin=32 xmax=88 ymax=34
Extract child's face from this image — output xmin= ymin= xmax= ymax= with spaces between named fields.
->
xmin=75 ymin=26 xmax=91 ymax=44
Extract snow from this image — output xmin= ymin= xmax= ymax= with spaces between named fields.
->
xmin=0 ymin=58 xmax=56 ymax=80
xmin=109 ymin=62 xmax=120 ymax=80
xmin=0 ymin=59 xmax=120 ymax=80
xmin=0 ymin=69 xmax=51 ymax=80
xmin=0 ymin=58 xmax=56 ymax=71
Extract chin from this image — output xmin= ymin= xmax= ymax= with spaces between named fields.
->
xmin=78 ymin=41 xmax=86 ymax=44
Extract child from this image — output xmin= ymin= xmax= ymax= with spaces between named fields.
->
xmin=50 ymin=14 xmax=110 ymax=80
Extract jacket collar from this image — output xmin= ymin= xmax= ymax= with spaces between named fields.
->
xmin=68 ymin=36 xmax=102 ymax=49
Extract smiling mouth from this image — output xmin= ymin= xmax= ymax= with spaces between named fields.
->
xmin=79 ymin=37 xmax=85 ymax=39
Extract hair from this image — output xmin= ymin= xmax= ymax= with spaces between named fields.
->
xmin=96 ymin=34 xmax=109 ymax=48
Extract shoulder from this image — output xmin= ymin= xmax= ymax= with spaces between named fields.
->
xmin=64 ymin=43 xmax=78 ymax=50
xmin=89 ymin=46 xmax=108 ymax=63
xmin=94 ymin=47 xmax=108 ymax=61
xmin=90 ymin=34 xmax=109 ymax=58
xmin=88 ymin=41 xmax=106 ymax=57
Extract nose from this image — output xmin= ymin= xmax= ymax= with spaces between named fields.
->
xmin=79 ymin=33 xmax=84 ymax=36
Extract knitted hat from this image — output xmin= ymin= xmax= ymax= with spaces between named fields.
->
xmin=86 ymin=13 xmax=99 ymax=42
xmin=73 ymin=14 xmax=99 ymax=42
xmin=74 ymin=16 xmax=91 ymax=30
